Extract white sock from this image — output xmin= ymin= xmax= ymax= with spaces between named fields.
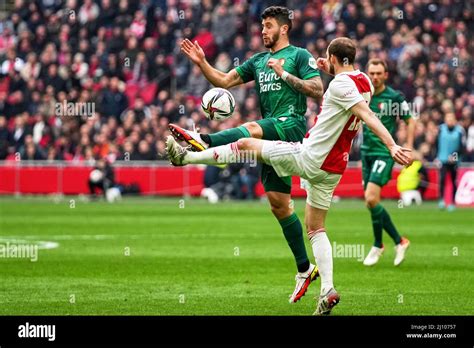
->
xmin=309 ymin=229 xmax=334 ymax=295
xmin=184 ymin=142 xmax=239 ymax=165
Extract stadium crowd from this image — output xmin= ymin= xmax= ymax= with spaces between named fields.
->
xmin=0 ymin=0 xmax=472 ymax=164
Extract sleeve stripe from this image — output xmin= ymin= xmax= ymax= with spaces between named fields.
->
xmin=235 ymin=67 xmax=244 ymax=78
xmin=235 ymin=66 xmax=250 ymax=83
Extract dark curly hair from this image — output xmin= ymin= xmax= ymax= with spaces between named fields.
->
xmin=261 ymin=6 xmax=292 ymax=32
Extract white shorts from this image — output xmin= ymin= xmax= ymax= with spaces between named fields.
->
xmin=261 ymin=140 xmax=342 ymax=210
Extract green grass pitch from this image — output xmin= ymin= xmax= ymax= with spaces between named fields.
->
xmin=0 ymin=196 xmax=473 ymax=315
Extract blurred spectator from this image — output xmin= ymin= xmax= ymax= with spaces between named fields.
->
xmin=130 ymin=10 xmax=147 ymax=40
xmin=187 ymin=65 xmax=210 ymax=98
xmin=20 ymin=53 xmax=40 ymax=81
xmin=43 ymin=64 xmax=68 ymax=93
xmin=11 ymin=114 xmax=30 ymax=151
xmin=20 ymin=134 xmax=45 ymax=160
xmin=0 ymin=115 xmax=10 ymax=159
xmin=231 ymin=163 xmax=260 ymax=200
xmin=466 ymin=122 xmax=474 ymax=161
xmin=212 ymin=3 xmax=237 ymax=49
xmin=78 ymin=0 xmax=100 ymax=25
xmin=436 ymin=113 xmax=465 ymax=211
xmin=99 ymin=77 xmax=128 ymax=118
xmin=135 ymin=140 xmax=155 ymax=160
xmin=201 ymin=162 xmax=259 ymax=202
xmin=23 ymin=141 xmax=45 ymax=160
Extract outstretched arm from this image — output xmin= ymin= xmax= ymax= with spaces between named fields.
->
xmin=351 ymin=101 xmax=412 ymax=166
xmin=267 ymin=58 xmax=323 ymax=100
xmin=180 ymin=39 xmax=244 ymax=89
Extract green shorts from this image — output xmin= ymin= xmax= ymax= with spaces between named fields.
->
xmin=361 ymin=154 xmax=395 ymax=189
xmin=256 ymin=116 xmax=307 ymax=194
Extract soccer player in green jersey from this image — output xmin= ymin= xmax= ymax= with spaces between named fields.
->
xmin=169 ymin=6 xmax=324 ymax=302
xmin=362 ymin=58 xmax=416 ymax=267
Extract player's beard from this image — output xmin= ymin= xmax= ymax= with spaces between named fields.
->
xmin=372 ymin=80 xmax=382 ymax=89
xmin=329 ymin=62 xmax=335 ymax=75
xmin=263 ymin=32 xmax=279 ymax=49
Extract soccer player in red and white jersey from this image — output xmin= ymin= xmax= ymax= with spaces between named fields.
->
xmin=166 ymin=37 xmax=412 ymax=315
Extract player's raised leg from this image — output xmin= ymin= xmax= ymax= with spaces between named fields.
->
xmin=204 ymin=121 xmax=262 ymax=146
xmin=168 ymin=121 xmax=261 ymax=152
xmin=166 ymin=135 xmax=265 ymax=166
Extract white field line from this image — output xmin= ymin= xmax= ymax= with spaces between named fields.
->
xmin=0 ymin=233 xmax=273 ymax=240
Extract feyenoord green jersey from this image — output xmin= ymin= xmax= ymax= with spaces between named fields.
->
xmin=235 ymin=45 xmax=319 ymax=119
xmin=361 ymin=85 xmax=412 ymax=156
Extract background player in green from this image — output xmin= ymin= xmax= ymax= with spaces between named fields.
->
xmin=362 ymin=58 xmax=416 ymax=267
xmin=168 ymin=6 xmax=324 ymax=302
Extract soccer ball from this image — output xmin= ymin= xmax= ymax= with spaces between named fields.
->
xmin=89 ymin=169 xmax=103 ymax=183
xmin=106 ymin=187 xmax=122 ymax=203
xmin=201 ymin=88 xmax=235 ymax=121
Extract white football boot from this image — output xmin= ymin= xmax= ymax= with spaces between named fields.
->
xmin=314 ymin=288 xmax=340 ymax=316
xmin=168 ymin=123 xmax=209 ymax=151
xmin=363 ymin=245 xmax=384 ymax=266
xmin=289 ymin=263 xmax=319 ymax=303
xmin=394 ymin=237 xmax=410 ymax=266
xmin=165 ymin=135 xmax=189 ymax=166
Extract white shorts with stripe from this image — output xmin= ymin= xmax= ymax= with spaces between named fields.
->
xmin=261 ymin=140 xmax=342 ymax=210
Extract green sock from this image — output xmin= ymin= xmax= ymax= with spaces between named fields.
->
xmin=380 ymin=206 xmax=402 ymax=244
xmin=369 ymin=204 xmax=384 ymax=248
xmin=278 ymin=213 xmax=310 ymax=272
xmin=207 ymin=126 xmax=251 ymax=147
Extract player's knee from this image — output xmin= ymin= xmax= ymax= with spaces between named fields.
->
xmin=304 ymin=217 xmax=323 ymax=233
xmin=236 ymin=138 xmax=252 ymax=150
xmin=242 ymin=122 xmax=262 ymax=138
xmin=365 ymin=191 xmax=379 ymax=208
xmin=270 ymin=203 xmax=291 ymax=220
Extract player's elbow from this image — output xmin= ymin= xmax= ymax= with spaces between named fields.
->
xmin=309 ymin=81 xmax=323 ymax=100
xmin=354 ymin=109 xmax=368 ymax=121
xmin=311 ymin=87 xmax=323 ymax=100
xmin=215 ymin=80 xmax=228 ymax=88
xmin=211 ymin=81 xmax=227 ymax=88
xmin=209 ymin=75 xmax=229 ymax=88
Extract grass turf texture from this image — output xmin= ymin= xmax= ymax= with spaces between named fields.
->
xmin=0 ymin=196 xmax=473 ymax=315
